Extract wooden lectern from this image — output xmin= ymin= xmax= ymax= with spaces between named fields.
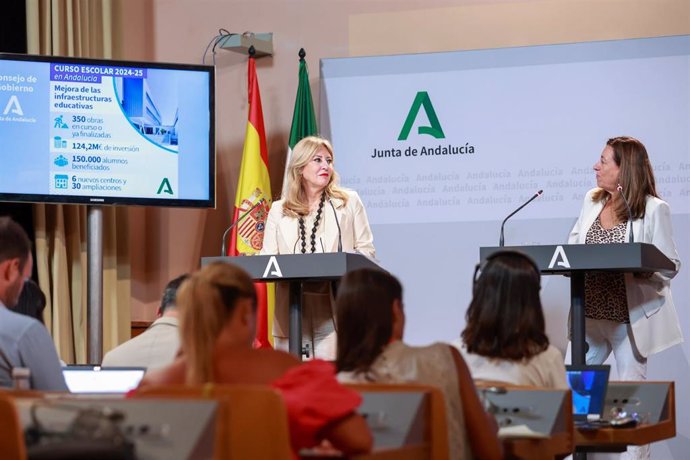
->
xmin=202 ymin=253 xmax=381 ymax=358
xmin=479 ymin=243 xmax=675 ymax=364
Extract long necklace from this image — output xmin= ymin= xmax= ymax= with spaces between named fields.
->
xmin=299 ymin=192 xmax=326 ymax=254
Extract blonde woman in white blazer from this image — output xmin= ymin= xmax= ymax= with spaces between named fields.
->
xmin=568 ymin=137 xmax=682 ymax=388
xmin=261 ymin=136 xmax=375 ymax=359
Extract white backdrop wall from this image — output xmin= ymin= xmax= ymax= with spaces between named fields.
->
xmin=321 ymin=35 xmax=690 ymax=459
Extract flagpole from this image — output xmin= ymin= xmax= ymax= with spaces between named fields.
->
xmin=231 ymin=43 xmax=274 ymax=348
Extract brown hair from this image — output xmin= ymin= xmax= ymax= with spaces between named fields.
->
xmin=592 ymin=136 xmax=658 ymax=220
xmin=335 ymin=268 xmax=402 ymax=375
xmin=159 ymin=274 xmax=189 ymax=314
xmin=462 ymin=251 xmax=548 ymax=361
xmin=14 ymin=279 xmax=46 ymax=324
xmin=0 ymin=216 xmax=32 ymax=269
xmin=282 ymin=136 xmax=349 ymax=217
xmin=177 ymin=262 xmax=257 ymax=384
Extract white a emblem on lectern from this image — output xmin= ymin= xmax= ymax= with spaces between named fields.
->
xmin=262 ymin=256 xmax=283 ymax=278
xmin=548 ymin=245 xmax=571 ymax=269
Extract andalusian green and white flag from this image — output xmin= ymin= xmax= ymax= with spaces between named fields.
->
xmin=282 ymin=49 xmax=318 ymax=197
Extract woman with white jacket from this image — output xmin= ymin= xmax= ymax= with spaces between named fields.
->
xmin=261 ymin=136 xmax=375 ymax=360
xmin=568 ymin=136 xmax=682 ymax=385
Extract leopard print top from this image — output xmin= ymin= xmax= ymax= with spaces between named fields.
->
xmin=584 ymin=215 xmax=630 ymax=323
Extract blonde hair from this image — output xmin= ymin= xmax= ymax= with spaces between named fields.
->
xmin=177 ymin=262 xmax=257 ymax=384
xmin=282 ymin=136 xmax=349 ymax=217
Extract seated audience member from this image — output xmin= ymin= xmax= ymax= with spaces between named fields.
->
xmin=0 ymin=217 xmax=67 ymax=391
xmin=13 ymin=279 xmax=47 ymax=324
xmin=139 ymin=262 xmax=372 ymax=456
xmin=453 ymin=250 xmax=567 ymax=389
xmin=102 ymin=274 xmax=188 ymax=370
xmin=335 ymin=268 xmax=502 ymax=460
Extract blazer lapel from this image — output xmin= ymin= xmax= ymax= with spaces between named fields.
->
xmin=323 ymin=197 xmax=344 ymax=253
xmin=581 ymin=200 xmax=603 ymax=243
xmin=278 ymin=214 xmax=300 ymax=254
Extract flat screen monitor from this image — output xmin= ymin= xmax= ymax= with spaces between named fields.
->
xmin=0 ymin=53 xmax=215 ymax=207
xmin=565 ymin=364 xmax=610 ymax=421
xmin=62 ymin=365 xmax=146 ymax=394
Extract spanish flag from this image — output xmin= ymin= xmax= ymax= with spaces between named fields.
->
xmin=229 ymin=56 xmax=274 ymax=348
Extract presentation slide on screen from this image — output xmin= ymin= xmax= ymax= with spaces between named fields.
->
xmin=0 ymin=59 xmax=211 ymax=202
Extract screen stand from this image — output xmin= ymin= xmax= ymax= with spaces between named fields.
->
xmin=87 ymin=206 xmax=103 ymax=364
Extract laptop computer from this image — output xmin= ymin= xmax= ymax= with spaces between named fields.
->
xmin=62 ymin=365 xmax=146 ymax=394
xmin=565 ymin=364 xmax=611 ymax=427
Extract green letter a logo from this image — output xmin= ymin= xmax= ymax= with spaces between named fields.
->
xmin=398 ymin=91 xmax=445 ymax=141
xmin=157 ymin=178 xmax=174 ymax=195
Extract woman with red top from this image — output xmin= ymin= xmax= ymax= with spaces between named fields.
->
xmin=138 ymin=262 xmax=372 ymax=456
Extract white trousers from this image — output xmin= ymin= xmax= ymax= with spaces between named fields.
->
xmin=273 ymin=283 xmax=337 ymax=361
xmin=273 ymin=331 xmax=336 ymax=361
xmin=581 ymin=318 xmax=647 ymax=380
xmin=567 ymin=318 xmax=649 ymax=460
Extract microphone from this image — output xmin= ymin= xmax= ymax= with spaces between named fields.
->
xmin=328 ymin=198 xmax=343 ymax=252
xmin=617 ymin=184 xmax=635 ymax=243
xmin=499 ymin=190 xmax=543 ymax=247
xmin=220 ymin=200 xmax=263 ymax=256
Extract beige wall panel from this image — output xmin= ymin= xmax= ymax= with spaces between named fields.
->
xmin=349 ymin=1 xmax=690 ymax=55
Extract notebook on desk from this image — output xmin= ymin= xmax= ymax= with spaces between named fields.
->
xmin=565 ymin=364 xmax=611 ymax=426
xmin=62 ymin=365 xmax=146 ymax=394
